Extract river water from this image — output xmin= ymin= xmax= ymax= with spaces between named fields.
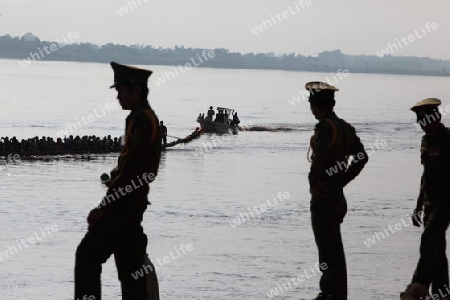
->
xmin=1 ymin=59 xmax=450 ymax=299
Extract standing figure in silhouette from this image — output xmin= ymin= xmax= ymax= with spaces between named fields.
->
xmin=75 ymin=62 xmax=161 ymax=300
xmin=159 ymin=121 xmax=167 ymax=145
xmin=401 ymin=98 xmax=450 ymax=300
xmin=232 ymin=112 xmax=240 ymax=126
xmin=207 ymin=106 xmax=215 ymax=121
xmin=307 ymin=81 xmax=368 ymax=300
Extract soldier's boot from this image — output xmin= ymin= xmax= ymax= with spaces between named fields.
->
xmin=400 ymin=283 xmax=429 ymax=300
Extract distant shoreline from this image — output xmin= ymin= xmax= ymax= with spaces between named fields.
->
xmin=1 ymin=57 xmax=448 ymax=79
xmin=1 ymin=33 xmax=450 ymax=78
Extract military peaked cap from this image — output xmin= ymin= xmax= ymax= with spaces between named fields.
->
xmin=305 ymin=81 xmax=339 ymax=92
xmin=110 ymin=61 xmax=153 ymax=88
xmin=410 ymin=98 xmax=441 ymax=112
xmin=305 ymin=81 xmax=339 ymax=102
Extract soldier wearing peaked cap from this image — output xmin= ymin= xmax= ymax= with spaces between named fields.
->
xmin=306 ymin=82 xmax=368 ymax=300
xmin=75 ymin=62 xmax=161 ymax=300
xmin=401 ymin=98 xmax=450 ymax=300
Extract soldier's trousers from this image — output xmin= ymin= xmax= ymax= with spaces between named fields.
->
xmin=412 ymin=202 xmax=450 ymax=293
xmin=75 ymin=208 xmax=159 ymax=300
xmin=311 ymin=185 xmax=347 ymax=300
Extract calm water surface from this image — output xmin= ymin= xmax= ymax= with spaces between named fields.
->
xmin=1 ymin=59 xmax=450 ymax=299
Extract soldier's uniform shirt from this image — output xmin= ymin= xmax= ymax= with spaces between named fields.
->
xmin=309 ymin=111 xmax=367 ymax=210
xmin=102 ymin=101 xmax=161 ymax=212
xmin=420 ymin=124 xmax=450 ymax=204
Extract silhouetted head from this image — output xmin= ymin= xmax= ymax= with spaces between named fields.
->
xmin=411 ymin=98 xmax=442 ymax=135
xmin=306 ymin=81 xmax=338 ymax=120
xmin=110 ymin=62 xmax=152 ymax=110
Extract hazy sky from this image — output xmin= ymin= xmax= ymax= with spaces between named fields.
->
xmin=1 ymin=0 xmax=449 ymax=59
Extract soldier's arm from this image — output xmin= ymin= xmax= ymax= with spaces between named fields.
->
xmin=411 ymin=173 xmax=425 ymax=227
xmin=342 ymin=128 xmax=368 ymax=187
xmin=415 ymin=136 xmax=427 ymax=211
xmin=415 ymin=174 xmax=425 ymax=211
xmin=308 ymin=121 xmax=333 ymax=188
xmin=411 ymin=137 xmax=428 ymax=227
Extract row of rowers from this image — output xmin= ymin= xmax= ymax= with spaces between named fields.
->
xmin=0 ymin=135 xmax=122 ymax=154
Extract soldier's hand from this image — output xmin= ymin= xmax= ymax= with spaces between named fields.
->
xmin=87 ymin=208 xmax=104 ymax=230
xmin=310 ymin=183 xmax=328 ymax=199
xmin=412 ymin=209 xmax=423 ymax=227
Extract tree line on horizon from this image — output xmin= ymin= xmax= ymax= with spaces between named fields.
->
xmin=0 ymin=33 xmax=449 ymax=77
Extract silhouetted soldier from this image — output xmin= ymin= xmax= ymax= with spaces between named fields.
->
xmin=159 ymin=121 xmax=167 ymax=145
xmin=307 ymin=82 xmax=368 ymax=300
xmin=401 ymin=98 xmax=450 ymax=300
xmin=75 ymin=62 xmax=161 ymax=300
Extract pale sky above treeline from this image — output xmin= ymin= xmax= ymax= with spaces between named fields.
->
xmin=1 ymin=0 xmax=449 ymax=59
